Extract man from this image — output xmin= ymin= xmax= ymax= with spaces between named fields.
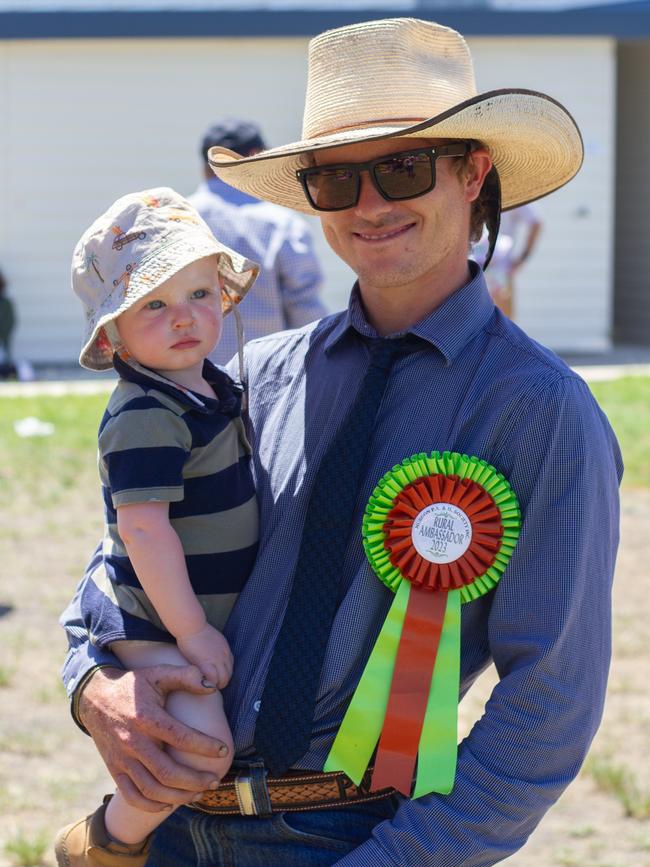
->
xmin=188 ymin=118 xmax=327 ymax=365
xmin=59 ymin=17 xmax=622 ymax=867
xmin=472 ymin=203 xmax=543 ymax=318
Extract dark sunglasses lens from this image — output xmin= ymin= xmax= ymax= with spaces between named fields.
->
xmin=373 ymin=152 xmax=433 ymax=200
xmin=305 ymin=167 xmax=358 ymax=210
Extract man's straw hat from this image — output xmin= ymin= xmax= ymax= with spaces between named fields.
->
xmin=208 ymin=18 xmax=583 ymax=214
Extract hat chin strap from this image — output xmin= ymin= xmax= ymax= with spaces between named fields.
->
xmin=222 ymin=287 xmax=247 ymax=412
xmin=481 ymin=166 xmax=502 ymax=272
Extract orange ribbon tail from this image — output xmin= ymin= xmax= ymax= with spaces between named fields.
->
xmin=370 ymin=588 xmax=448 ymax=796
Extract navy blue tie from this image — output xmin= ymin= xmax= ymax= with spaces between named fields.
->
xmin=254 ymin=335 xmax=417 ymax=776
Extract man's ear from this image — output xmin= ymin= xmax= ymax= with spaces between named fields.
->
xmin=464 ymin=148 xmax=493 ymax=204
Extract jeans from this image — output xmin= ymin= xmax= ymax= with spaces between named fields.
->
xmin=146 ymin=797 xmax=399 ymax=866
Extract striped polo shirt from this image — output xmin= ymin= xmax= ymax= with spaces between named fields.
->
xmin=80 ymin=355 xmax=258 ymax=648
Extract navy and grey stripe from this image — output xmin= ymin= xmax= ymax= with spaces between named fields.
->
xmin=80 ymin=358 xmax=258 ymax=647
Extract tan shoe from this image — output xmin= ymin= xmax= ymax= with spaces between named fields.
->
xmin=54 ymin=797 xmax=152 ymax=867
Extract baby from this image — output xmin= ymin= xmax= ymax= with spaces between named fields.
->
xmin=55 ymin=188 xmax=260 ymax=866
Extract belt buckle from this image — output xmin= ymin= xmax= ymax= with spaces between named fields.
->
xmin=234 ymin=772 xmax=257 ymax=816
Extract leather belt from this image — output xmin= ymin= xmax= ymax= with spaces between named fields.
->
xmin=189 ymin=764 xmax=394 ymax=817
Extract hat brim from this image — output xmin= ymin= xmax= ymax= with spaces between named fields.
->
xmin=209 ymin=89 xmax=583 ymax=213
xmin=80 ymin=243 xmax=259 ymax=371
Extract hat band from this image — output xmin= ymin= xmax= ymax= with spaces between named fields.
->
xmin=307 ymin=116 xmax=428 ymax=139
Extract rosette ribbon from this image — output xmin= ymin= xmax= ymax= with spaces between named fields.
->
xmin=324 ymin=451 xmax=521 ymax=798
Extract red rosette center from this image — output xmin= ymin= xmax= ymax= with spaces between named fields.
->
xmin=383 ymin=474 xmax=503 ymax=591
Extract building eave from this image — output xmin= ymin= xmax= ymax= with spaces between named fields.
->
xmin=1 ymin=4 xmax=650 ymax=40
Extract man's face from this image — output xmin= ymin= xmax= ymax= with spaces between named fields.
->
xmin=316 ymin=137 xmax=489 ymax=299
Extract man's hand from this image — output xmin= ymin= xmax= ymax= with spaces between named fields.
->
xmin=78 ymin=665 xmax=230 ymax=812
xmin=176 ymin=623 xmax=234 ymax=689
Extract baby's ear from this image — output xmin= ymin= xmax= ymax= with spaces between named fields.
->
xmin=95 ymin=327 xmax=113 ymax=354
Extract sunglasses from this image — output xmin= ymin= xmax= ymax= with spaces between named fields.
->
xmin=296 ymin=142 xmax=472 ymax=212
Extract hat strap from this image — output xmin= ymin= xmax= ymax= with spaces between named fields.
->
xmin=481 ymin=167 xmax=502 ymax=272
xmin=223 ymin=286 xmax=247 ymax=412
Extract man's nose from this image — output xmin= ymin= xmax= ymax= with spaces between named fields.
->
xmin=353 ymin=170 xmax=393 ymax=219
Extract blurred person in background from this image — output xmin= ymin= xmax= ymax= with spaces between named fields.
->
xmin=0 ymin=268 xmax=17 ymax=379
xmin=472 ymin=203 xmax=542 ymax=318
xmin=188 ymin=119 xmax=327 ymax=365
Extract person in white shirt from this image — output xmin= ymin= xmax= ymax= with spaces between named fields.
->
xmin=188 ymin=119 xmax=327 ymax=364
xmin=472 ymin=203 xmax=542 ymax=318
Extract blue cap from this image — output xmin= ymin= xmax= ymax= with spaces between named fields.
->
xmin=200 ymin=119 xmax=267 ymax=160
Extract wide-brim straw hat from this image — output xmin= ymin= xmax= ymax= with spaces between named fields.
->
xmin=72 ymin=187 xmax=259 ymax=371
xmin=208 ymin=17 xmax=583 ymax=214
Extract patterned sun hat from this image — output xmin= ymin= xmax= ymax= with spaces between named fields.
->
xmin=209 ymin=17 xmax=583 ymax=214
xmin=72 ymin=187 xmax=260 ymax=371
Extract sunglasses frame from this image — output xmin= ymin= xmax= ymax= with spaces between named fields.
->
xmin=296 ymin=142 xmax=472 ymax=212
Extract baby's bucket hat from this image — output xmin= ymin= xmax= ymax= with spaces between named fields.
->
xmin=72 ymin=187 xmax=259 ymax=371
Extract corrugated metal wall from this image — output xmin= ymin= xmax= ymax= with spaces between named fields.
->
xmin=0 ymin=35 xmax=615 ymax=363
xmin=614 ymin=40 xmax=650 ymax=346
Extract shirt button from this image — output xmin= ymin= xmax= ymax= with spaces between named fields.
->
xmin=253 ymin=700 xmax=261 ymax=712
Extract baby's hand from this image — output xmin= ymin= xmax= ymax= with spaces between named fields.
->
xmin=176 ymin=623 xmax=233 ymax=689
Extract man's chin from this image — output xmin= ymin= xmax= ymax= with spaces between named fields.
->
xmin=356 ymin=265 xmax=422 ymax=293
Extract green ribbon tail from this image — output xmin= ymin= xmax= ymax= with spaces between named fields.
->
xmin=413 ymin=588 xmax=462 ymax=798
xmin=324 ymin=580 xmax=411 ymax=783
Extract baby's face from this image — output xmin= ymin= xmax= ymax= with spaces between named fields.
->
xmin=116 ymin=255 xmax=223 ymax=375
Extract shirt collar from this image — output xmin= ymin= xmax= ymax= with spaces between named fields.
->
xmin=324 ymin=261 xmax=494 ymax=365
xmin=204 ymin=176 xmax=261 ymax=208
xmin=113 ymin=353 xmax=242 ymax=416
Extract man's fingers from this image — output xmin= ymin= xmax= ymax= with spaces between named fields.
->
xmin=114 ymin=770 xmax=178 ymax=813
xmin=148 ymin=663 xmax=217 ymax=697
xmin=145 ymin=707 xmax=230 ymax=760
xmin=198 ymin=662 xmax=220 ymax=686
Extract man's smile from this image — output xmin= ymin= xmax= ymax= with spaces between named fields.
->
xmin=352 ymin=222 xmax=416 ymax=243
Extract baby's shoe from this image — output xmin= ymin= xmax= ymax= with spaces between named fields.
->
xmin=54 ymin=797 xmax=152 ymax=867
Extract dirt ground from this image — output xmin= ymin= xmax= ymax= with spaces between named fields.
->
xmin=0 ymin=484 xmax=648 ymax=866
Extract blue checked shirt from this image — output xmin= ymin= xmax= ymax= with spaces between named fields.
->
xmin=188 ymin=178 xmax=327 ymax=365
xmin=61 ymin=265 xmax=622 ymax=866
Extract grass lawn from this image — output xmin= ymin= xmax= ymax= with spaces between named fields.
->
xmin=0 ymin=377 xmax=650 ymax=505
xmin=0 ymin=375 xmax=648 ymax=502
xmin=589 ymin=376 xmax=650 ymax=488
xmin=0 ymin=394 xmax=107 ymax=512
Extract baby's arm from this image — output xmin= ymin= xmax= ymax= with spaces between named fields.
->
xmin=116 ymin=501 xmax=233 ymax=688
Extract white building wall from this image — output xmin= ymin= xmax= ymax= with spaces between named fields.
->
xmin=0 ymin=34 xmax=614 ymax=364
xmin=471 ymin=37 xmax=616 ymax=352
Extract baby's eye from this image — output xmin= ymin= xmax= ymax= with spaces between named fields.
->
xmin=145 ymin=299 xmax=165 ymax=310
xmin=192 ymin=288 xmax=210 ymax=299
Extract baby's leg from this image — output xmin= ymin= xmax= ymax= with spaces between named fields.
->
xmin=104 ymin=640 xmax=233 ymax=845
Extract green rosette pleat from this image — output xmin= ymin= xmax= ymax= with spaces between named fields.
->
xmin=363 ymin=451 xmax=521 ymax=602
xmin=324 ymin=580 xmax=411 ymax=783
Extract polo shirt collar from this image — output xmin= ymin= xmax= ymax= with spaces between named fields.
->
xmin=324 ymin=261 xmax=494 ymax=365
xmin=113 ymin=353 xmax=242 ymax=416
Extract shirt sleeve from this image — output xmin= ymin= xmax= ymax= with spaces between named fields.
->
xmin=99 ymin=400 xmax=192 ymax=507
xmin=334 ymin=375 xmax=623 ymax=867
xmin=60 ymin=543 xmax=123 ymax=729
xmin=277 ymin=215 xmax=328 ymax=328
